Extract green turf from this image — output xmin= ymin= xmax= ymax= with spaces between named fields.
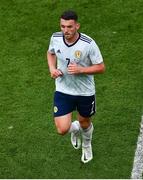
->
xmin=0 ymin=0 xmax=143 ymax=178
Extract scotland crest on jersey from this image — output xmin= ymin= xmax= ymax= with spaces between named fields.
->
xmin=75 ymin=50 xmax=82 ymax=59
xmin=74 ymin=50 xmax=82 ymax=63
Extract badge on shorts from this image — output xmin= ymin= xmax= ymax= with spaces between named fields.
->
xmin=75 ymin=50 xmax=82 ymax=59
xmin=54 ymin=106 xmax=58 ymax=113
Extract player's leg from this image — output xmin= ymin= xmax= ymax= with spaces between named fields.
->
xmin=77 ymin=95 xmax=95 ymax=163
xmin=54 ymin=113 xmax=72 ymax=135
xmin=53 ymin=91 xmax=80 ymax=141
xmin=78 ymin=114 xmax=94 ymax=163
xmin=54 ymin=113 xmax=81 ymax=143
xmin=69 ymin=120 xmax=81 ymax=149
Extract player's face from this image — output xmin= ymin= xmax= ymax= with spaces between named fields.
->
xmin=60 ymin=19 xmax=80 ymax=41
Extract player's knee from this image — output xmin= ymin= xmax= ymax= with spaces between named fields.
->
xmin=57 ymin=127 xmax=68 ymax=135
xmin=79 ymin=119 xmax=91 ymax=129
xmin=80 ymin=122 xmax=89 ymax=129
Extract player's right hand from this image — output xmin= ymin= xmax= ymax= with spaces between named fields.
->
xmin=50 ymin=69 xmax=63 ymax=79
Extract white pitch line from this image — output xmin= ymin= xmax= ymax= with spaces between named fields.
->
xmin=131 ymin=115 xmax=143 ymax=179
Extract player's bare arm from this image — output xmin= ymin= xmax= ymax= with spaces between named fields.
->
xmin=47 ymin=52 xmax=63 ymax=79
xmin=67 ymin=62 xmax=105 ymax=75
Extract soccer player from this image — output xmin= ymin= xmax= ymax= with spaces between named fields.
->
xmin=47 ymin=10 xmax=105 ymax=163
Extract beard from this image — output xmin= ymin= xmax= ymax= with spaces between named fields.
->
xmin=64 ymin=31 xmax=77 ymax=40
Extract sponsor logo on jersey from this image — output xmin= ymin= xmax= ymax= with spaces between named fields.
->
xmin=57 ymin=49 xmax=61 ymax=53
xmin=75 ymin=50 xmax=82 ymax=59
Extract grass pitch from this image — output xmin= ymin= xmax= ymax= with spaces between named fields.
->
xmin=0 ymin=0 xmax=143 ymax=178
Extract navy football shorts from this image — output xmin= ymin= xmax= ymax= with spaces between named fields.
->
xmin=53 ymin=91 xmax=96 ymax=117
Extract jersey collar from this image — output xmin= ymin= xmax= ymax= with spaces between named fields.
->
xmin=63 ymin=32 xmax=81 ymax=47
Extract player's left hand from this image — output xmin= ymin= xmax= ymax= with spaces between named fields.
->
xmin=67 ymin=62 xmax=82 ymax=74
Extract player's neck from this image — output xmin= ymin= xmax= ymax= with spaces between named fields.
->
xmin=65 ymin=32 xmax=79 ymax=44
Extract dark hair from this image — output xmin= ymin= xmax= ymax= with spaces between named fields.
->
xmin=60 ymin=10 xmax=78 ymax=21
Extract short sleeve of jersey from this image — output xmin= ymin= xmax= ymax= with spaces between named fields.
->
xmin=89 ymin=40 xmax=103 ymax=64
xmin=48 ymin=35 xmax=55 ymax=54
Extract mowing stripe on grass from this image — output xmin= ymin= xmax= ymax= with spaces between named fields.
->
xmin=131 ymin=115 xmax=143 ymax=179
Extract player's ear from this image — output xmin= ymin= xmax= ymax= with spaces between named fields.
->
xmin=76 ymin=23 xmax=80 ymax=30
